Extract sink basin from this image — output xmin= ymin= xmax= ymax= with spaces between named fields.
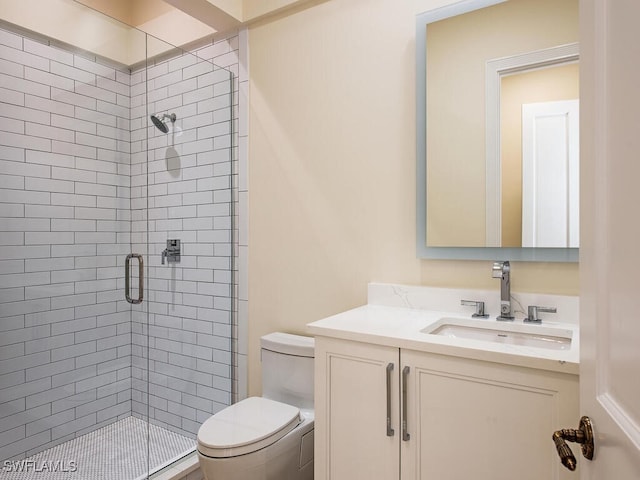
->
xmin=421 ymin=318 xmax=572 ymax=351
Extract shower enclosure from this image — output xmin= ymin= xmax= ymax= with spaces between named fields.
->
xmin=0 ymin=1 xmax=236 ymax=478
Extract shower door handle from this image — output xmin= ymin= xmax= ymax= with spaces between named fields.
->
xmin=125 ymin=254 xmax=144 ymax=304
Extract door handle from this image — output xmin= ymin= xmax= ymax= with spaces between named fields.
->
xmin=125 ymin=254 xmax=144 ymax=304
xmin=552 ymin=416 xmax=594 ymax=471
xmin=386 ymin=363 xmax=394 ymax=437
xmin=402 ymin=366 xmax=410 ymax=441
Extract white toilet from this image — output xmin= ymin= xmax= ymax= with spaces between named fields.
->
xmin=197 ymin=332 xmax=315 ymax=480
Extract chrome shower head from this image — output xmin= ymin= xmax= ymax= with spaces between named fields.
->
xmin=150 ymin=113 xmax=176 ymax=133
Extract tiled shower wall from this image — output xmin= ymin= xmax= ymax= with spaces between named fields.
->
xmin=128 ymin=37 xmax=237 ymax=438
xmin=0 ymin=26 xmax=133 ymax=460
xmin=0 ymin=24 xmax=241 ymax=459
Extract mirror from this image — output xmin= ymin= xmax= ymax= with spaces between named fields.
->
xmin=416 ymin=0 xmax=579 ymax=261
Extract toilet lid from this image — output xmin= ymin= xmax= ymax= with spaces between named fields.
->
xmin=197 ymin=397 xmax=301 ymax=457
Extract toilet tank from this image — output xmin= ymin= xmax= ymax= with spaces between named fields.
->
xmin=260 ymin=332 xmax=315 ymax=410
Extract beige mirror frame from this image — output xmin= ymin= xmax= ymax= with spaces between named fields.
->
xmin=416 ymin=0 xmax=579 ymax=262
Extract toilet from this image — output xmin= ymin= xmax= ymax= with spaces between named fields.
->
xmin=197 ymin=332 xmax=315 ymax=480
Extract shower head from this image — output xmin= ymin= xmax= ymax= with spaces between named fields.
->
xmin=150 ymin=113 xmax=176 ymax=133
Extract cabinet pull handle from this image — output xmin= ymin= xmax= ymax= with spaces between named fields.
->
xmin=386 ymin=363 xmax=394 ymax=437
xmin=125 ymin=254 xmax=144 ymax=304
xmin=402 ymin=366 xmax=410 ymax=441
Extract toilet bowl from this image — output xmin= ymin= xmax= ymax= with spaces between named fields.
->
xmin=197 ymin=332 xmax=315 ymax=480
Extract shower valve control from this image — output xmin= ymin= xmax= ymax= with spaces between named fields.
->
xmin=161 ymin=239 xmax=181 ymax=265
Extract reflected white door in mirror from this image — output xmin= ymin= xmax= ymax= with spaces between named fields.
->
xmin=416 ymin=0 xmax=580 ymax=261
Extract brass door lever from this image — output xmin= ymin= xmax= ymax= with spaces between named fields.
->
xmin=552 ymin=416 xmax=594 ymax=471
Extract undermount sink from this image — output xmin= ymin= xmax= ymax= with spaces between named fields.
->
xmin=421 ymin=318 xmax=572 ymax=351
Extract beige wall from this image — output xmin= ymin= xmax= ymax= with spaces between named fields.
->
xmin=425 ymin=0 xmax=579 ymax=247
xmin=247 ymin=0 xmax=579 ymax=396
xmin=500 ymin=63 xmax=580 ymax=246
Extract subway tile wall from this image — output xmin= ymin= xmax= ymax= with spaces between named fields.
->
xmin=0 ymin=26 xmax=133 ymax=461
xmin=0 ymin=24 xmax=242 ymax=460
xmin=128 ymin=34 xmax=238 ymax=438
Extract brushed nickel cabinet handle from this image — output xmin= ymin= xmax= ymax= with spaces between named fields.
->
xmin=386 ymin=363 xmax=395 ymax=437
xmin=402 ymin=366 xmax=410 ymax=441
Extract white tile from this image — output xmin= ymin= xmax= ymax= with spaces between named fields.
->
xmin=51 ymin=87 xmax=96 ymax=109
xmin=0 ymin=29 xmax=23 ymax=49
xmin=24 ymin=95 xmax=73 ymax=117
xmin=25 ymin=177 xmax=74 ymax=194
xmin=26 ymin=150 xmax=74 ymax=169
xmin=0 ymin=86 xmax=25 ymax=106
xmin=76 ymin=82 xmax=117 ymax=104
xmin=51 ymin=193 xmax=96 ymax=208
xmin=74 ymin=207 xmax=116 ymax=221
xmin=51 ymin=166 xmax=96 ymax=183
xmin=0 ymin=44 xmax=49 ymax=71
xmin=96 ymin=100 xmax=128 ymax=119
xmin=0 ymin=116 xmax=24 ymax=134
xmin=197 ymin=204 xmax=229 ymax=217
xmin=25 ymin=67 xmax=74 ymax=91
xmin=75 ymin=182 xmax=116 ymax=197
xmin=25 ymin=282 xmax=75 ymax=299
xmin=75 ymin=157 xmax=118 ymax=175
xmin=182 ymin=191 xmax=212 ymax=205
xmin=23 ymin=39 xmax=73 ymax=66
xmin=75 ymin=106 xmax=116 ymax=127
xmin=0 ymin=189 xmax=49 ymax=205
xmin=25 ymin=232 xmax=74 ymax=245
xmin=24 ymin=205 xmax=74 ymax=219
xmin=51 ymin=140 xmax=96 ymax=159
xmin=167 ymin=180 xmax=197 ymax=195
xmin=25 ymin=122 xmax=74 ymax=143
xmin=74 ymin=232 xmax=116 ymax=244
xmin=0 ymin=232 xmax=24 ymax=246
xmin=74 ymin=55 xmax=116 ymax=80
xmin=0 ymin=218 xmax=49 ymax=232
xmin=0 ymin=174 xmax=24 ymax=191
xmin=76 ymin=132 xmax=117 ymax=151
xmin=24 ymin=257 xmax=74 ymax=272
xmin=0 ymin=272 xmax=50 ymax=288
xmin=1 ymin=130 xmax=51 ymax=151
xmin=96 ymin=76 xmax=128 ymax=96
xmin=0 ymin=203 xmax=24 ymax=217
xmin=51 ymin=113 xmax=96 ymax=135
xmin=197 ymin=69 xmax=231 ymax=89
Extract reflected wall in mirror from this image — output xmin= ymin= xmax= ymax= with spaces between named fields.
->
xmin=417 ymin=0 xmax=580 ymax=261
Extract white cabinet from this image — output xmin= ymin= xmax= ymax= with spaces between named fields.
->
xmin=315 ymin=336 xmax=579 ymax=480
xmin=314 ymin=338 xmax=399 ymax=480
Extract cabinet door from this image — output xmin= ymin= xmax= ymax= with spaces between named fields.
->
xmin=315 ymin=337 xmax=400 ymax=480
xmin=400 ymin=350 xmax=579 ymax=480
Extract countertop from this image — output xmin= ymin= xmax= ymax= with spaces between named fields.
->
xmin=307 ymin=304 xmax=579 ymax=375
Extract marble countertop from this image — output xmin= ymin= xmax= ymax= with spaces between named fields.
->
xmin=307 ymin=304 xmax=579 ymax=375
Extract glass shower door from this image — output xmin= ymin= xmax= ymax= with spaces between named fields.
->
xmin=0 ymin=2 xmax=235 ymax=478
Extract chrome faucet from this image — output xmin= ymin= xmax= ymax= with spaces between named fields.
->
xmin=492 ymin=261 xmax=514 ymax=321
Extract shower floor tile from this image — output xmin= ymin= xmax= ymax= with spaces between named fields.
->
xmin=0 ymin=417 xmax=195 ymax=480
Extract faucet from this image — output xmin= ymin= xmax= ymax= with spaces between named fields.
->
xmin=492 ymin=261 xmax=514 ymax=321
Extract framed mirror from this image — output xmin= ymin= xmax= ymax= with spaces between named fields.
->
xmin=416 ymin=0 xmax=579 ymax=261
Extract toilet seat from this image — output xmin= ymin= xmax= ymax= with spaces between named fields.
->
xmin=197 ymin=397 xmax=301 ymax=458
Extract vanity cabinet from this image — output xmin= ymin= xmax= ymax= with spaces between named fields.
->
xmin=314 ymin=336 xmax=579 ymax=480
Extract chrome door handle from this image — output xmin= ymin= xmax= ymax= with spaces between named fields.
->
xmin=386 ymin=363 xmax=394 ymax=437
xmin=402 ymin=366 xmax=410 ymax=441
xmin=125 ymin=254 xmax=143 ymax=304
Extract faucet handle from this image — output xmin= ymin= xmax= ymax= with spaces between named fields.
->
xmin=461 ymin=300 xmax=489 ymax=318
xmin=525 ymin=305 xmax=557 ymax=323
